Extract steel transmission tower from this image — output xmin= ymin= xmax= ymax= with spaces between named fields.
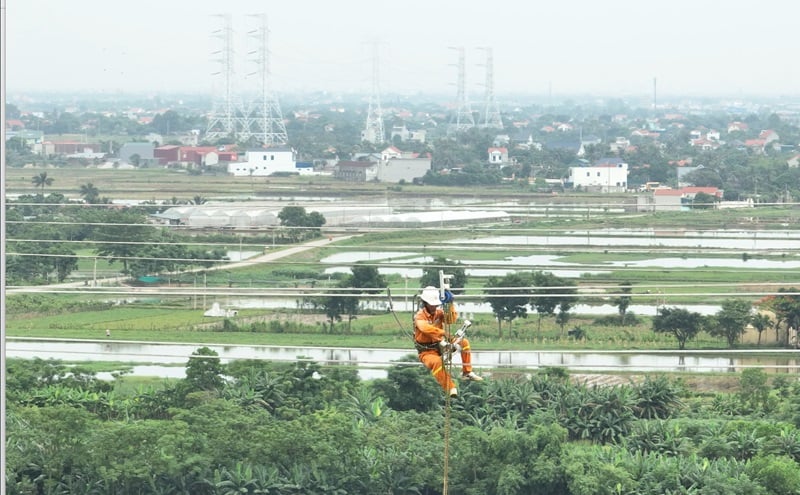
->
xmin=477 ymin=46 xmax=503 ymax=129
xmin=449 ymin=46 xmax=475 ymax=133
xmin=243 ymin=14 xmax=288 ymax=146
xmin=206 ymin=14 xmax=237 ymax=141
xmin=361 ymin=42 xmax=385 ymax=144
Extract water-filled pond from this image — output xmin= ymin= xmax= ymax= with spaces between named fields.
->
xmin=8 ymin=338 xmax=800 ymax=380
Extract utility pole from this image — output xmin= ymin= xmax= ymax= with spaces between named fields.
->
xmin=653 ymin=77 xmax=657 ymax=112
xmin=362 ymin=40 xmax=385 ymax=145
xmin=244 ymin=14 xmax=288 ymax=146
xmin=477 ymin=46 xmax=503 ymax=129
xmin=205 ymin=14 xmax=237 ymax=141
xmin=448 ymin=46 xmax=475 ymax=134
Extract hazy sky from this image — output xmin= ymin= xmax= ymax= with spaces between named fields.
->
xmin=7 ymin=0 xmax=800 ymax=98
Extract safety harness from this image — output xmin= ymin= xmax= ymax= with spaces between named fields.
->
xmin=414 ymin=340 xmax=440 ymax=353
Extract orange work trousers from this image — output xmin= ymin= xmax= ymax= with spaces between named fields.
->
xmin=417 ymin=337 xmax=474 ymax=392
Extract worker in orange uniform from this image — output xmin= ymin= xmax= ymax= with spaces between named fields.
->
xmin=414 ymin=286 xmax=482 ymax=398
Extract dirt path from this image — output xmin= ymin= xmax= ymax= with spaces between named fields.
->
xmin=222 ymin=234 xmax=355 ymax=270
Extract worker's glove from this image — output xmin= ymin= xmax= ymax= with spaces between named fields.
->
xmin=440 ymin=290 xmax=454 ymax=304
xmin=438 ymin=340 xmax=451 ymax=353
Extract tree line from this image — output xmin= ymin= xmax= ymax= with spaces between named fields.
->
xmin=6 ymin=189 xmax=325 ymax=284
xmin=312 ymin=260 xmax=800 ymax=350
xmin=6 ymin=348 xmax=800 ymax=494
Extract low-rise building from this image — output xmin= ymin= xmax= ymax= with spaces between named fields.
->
xmin=229 ymin=147 xmax=296 ymax=176
xmin=567 ymin=159 xmax=628 ymax=193
xmin=488 ymin=147 xmax=509 ymax=166
xmin=334 ymin=160 xmax=378 ymax=182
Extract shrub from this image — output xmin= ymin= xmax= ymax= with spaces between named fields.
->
xmin=746 ymin=455 xmax=800 ymax=495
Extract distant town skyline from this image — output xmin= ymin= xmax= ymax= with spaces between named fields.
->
xmin=7 ymin=0 xmax=800 ymax=99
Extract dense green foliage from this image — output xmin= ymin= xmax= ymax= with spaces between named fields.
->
xmin=6 ymin=196 xmax=335 ymax=284
xmin=6 ymin=355 xmax=800 ymax=494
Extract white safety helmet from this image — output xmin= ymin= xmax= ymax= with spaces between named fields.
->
xmin=420 ymin=286 xmax=442 ymax=306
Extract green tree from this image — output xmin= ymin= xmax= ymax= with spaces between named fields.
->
xmin=184 ymin=346 xmax=225 ymax=393
xmin=691 ymin=191 xmax=719 ymax=209
xmin=278 ymin=205 xmax=326 ymax=242
xmin=614 ymin=281 xmax=633 ymax=326
xmin=320 ymin=289 xmax=347 ymax=333
xmin=685 ymin=167 xmax=724 ymax=188
xmin=555 ymin=281 xmax=578 ymax=334
xmin=708 ymin=298 xmax=753 ymax=348
xmin=767 ymin=287 xmax=800 ymax=346
xmin=6 ymin=102 xmax=21 ymax=118
xmin=93 ymin=209 xmax=155 ymax=275
xmin=652 ymin=306 xmax=705 ymax=350
xmin=739 ymin=368 xmax=770 ymax=411
xmin=79 ymin=182 xmax=100 ymax=203
xmin=483 ymin=272 xmax=530 ymax=338
xmin=419 ymin=257 xmax=467 ymax=294
xmin=343 ymin=264 xmax=387 ymax=331
xmin=531 ymin=271 xmax=576 ymax=335
xmin=746 ymin=454 xmax=800 ymax=495
xmin=751 ymin=312 xmax=772 ymax=345
xmin=31 ymin=171 xmax=54 ymax=194
xmin=350 ymin=264 xmax=387 ymax=293
xmin=150 ymin=109 xmax=186 ymax=134
xmin=373 ymin=357 xmax=441 ymax=412
xmin=47 ymin=243 xmax=79 ymax=282
xmin=49 ymin=111 xmax=81 ymax=134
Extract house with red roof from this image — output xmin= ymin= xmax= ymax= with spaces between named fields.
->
xmin=155 ymin=145 xmax=238 ymax=167
xmin=381 ymin=146 xmax=402 ymax=161
xmin=689 ymin=138 xmax=720 ymax=151
xmin=727 ymin=121 xmax=749 ymax=133
xmin=5 ymin=119 xmax=25 ymax=130
xmin=758 ymin=129 xmax=779 ymax=143
xmin=631 ymin=129 xmax=660 ymax=139
xmin=648 ymin=186 xmax=723 ymax=211
xmin=488 ymin=147 xmax=509 ymax=165
xmin=744 ymin=139 xmax=767 ymax=153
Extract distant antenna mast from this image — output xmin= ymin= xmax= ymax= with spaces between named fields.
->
xmin=449 ymin=46 xmax=475 ymax=133
xmin=245 ymin=13 xmax=288 ymax=146
xmin=477 ymin=46 xmax=503 ymax=129
xmin=205 ymin=14 xmax=237 ymax=141
xmin=362 ymin=41 xmax=385 ymax=144
xmin=653 ymin=77 xmax=657 ymax=111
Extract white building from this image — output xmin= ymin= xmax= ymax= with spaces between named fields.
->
xmin=487 ymin=147 xmax=509 ymax=166
xmin=567 ymin=162 xmax=628 ymax=192
xmin=229 ymin=147 xmax=297 ymax=176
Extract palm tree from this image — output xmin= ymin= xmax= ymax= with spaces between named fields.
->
xmin=31 ymin=171 xmax=54 ymax=194
xmin=79 ymin=182 xmax=100 ymax=203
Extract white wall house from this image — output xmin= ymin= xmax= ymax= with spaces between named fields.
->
xmin=229 ymin=147 xmax=297 ymax=176
xmin=567 ymin=163 xmax=628 ymax=192
xmin=487 ymin=147 xmax=509 ymax=165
